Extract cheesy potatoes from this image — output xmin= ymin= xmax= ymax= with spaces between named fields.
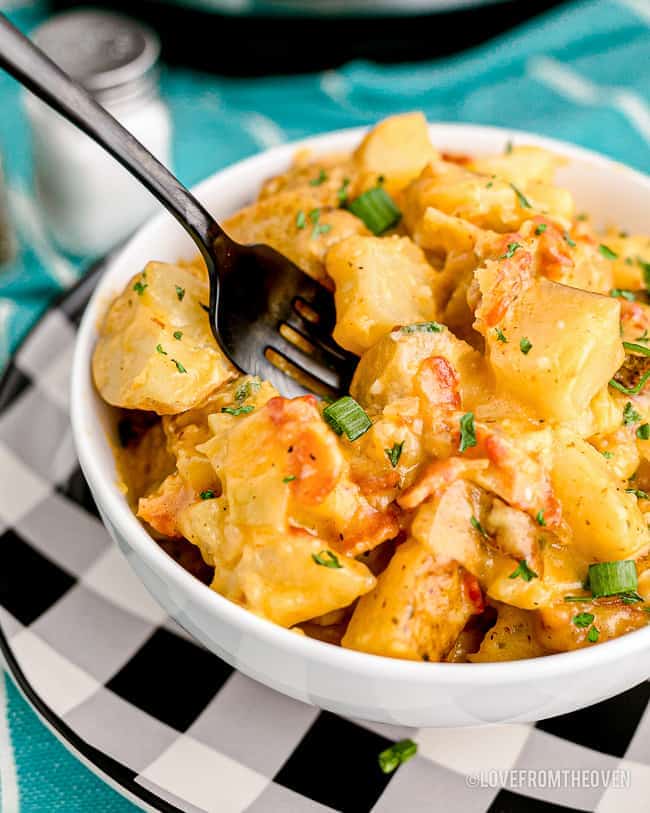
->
xmin=93 ymin=113 xmax=650 ymax=663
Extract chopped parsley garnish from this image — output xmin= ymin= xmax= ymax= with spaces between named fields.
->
xmin=471 ymin=516 xmax=489 ymax=539
xmin=509 ymin=559 xmax=538 ymax=582
xmin=200 ymin=490 xmax=216 ymax=500
xmin=173 ymin=331 xmax=183 ymax=340
xmin=576 ymin=213 xmax=588 ymax=221
xmin=400 ymin=321 xmax=444 ymax=334
xmin=458 ymin=412 xmax=477 ymax=453
xmin=309 ymin=208 xmax=321 ymax=223
xmin=296 ymin=210 xmax=306 ymax=229
xmin=486 ymin=181 xmax=494 ymax=189
xmin=573 ymin=612 xmax=595 ymax=628
xmin=283 ymin=475 xmax=297 ymax=483
xmin=171 ymin=359 xmax=187 ymax=373
xmin=599 ymin=244 xmax=619 ymax=260
xmin=610 ymin=289 xmax=635 ymax=301
xmin=312 ymin=550 xmax=342 ymax=569
xmin=385 ymin=441 xmax=404 ymax=468
xmin=500 ymin=242 xmax=522 ymax=260
xmin=510 ymin=183 xmax=531 ymax=209
xmin=156 ymin=344 xmax=167 ymax=355
xmin=337 ymin=178 xmax=351 ymax=204
xmin=312 ymin=222 xmax=332 ymax=239
xmin=495 ymin=327 xmax=508 ymax=343
xmin=637 ymin=423 xmax=650 ymax=440
xmin=601 ymin=450 xmax=614 ymax=459
xmin=535 ymin=223 xmax=548 ymax=235
xmin=563 ymin=231 xmax=576 ymax=247
xmin=519 ymin=337 xmax=533 ymax=354
xmin=626 ymin=488 xmax=649 ymax=499
xmin=587 ymin=626 xmax=600 ymax=643
xmin=309 ymin=168 xmax=328 ymax=186
xmin=133 ymin=280 xmax=147 ymax=295
xmin=323 ymin=396 xmax=371 ymax=441
xmin=175 ymin=285 xmax=185 ymax=301
xmin=536 ymin=510 xmax=546 ymax=526
xmin=637 ymin=256 xmax=650 ymax=289
xmin=623 ymin=401 xmax=641 ymax=425
xmin=235 ymin=379 xmax=260 ymax=403
xmin=378 ymin=739 xmax=418 ymax=775
xmin=221 ymin=405 xmax=254 ymax=416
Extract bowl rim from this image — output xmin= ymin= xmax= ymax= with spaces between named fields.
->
xmin=71 ymin=121 xmax=650 ymax=684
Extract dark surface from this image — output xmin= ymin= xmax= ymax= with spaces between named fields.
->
xmin=50 ymin=0 xmax=568 ymax=77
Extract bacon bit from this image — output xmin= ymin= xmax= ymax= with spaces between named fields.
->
xmin=484 ymin=245 xmax=533 ymax=327
xmin=463 ymin=571 xmax=485 ymax=613
xmin=265 ymin=396 xmax=341 ymax=504
xmin=352 ymin=468 xmax=401 ymax=497
xmin=397 ymin=458 xmax=489 ymax=510
xmin=533 ymin=219 xmax=574 ymax=281
xmin=137 ymin=474 xmax=196 ymax=538
xmin=441 ymin=152 xmax=472 ymax=165
xmin=337 ymin=504 xmax=401 ymax=556
xmin=416 ymin=357 xmax=461 ymax=410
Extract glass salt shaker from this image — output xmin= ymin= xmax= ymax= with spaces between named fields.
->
xmin=24 ymin=10 xmax=172 ymax=256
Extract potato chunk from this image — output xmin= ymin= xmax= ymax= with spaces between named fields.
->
xmin=469 ymin=603 xmax=547 ymax=662
xmin=550 ymin=432 xmax=649 ymax=561
xmin=342 ymin=539 xmax=478 ymax=661
xmin=224 ymin=190 xmax=368 ymax=281
xmin=353 ymin=112 xmax=438 ymax=194
xmin=326 ymin=235 xmax=439 ymax=355
xmin=93 ymin=262 xmax=234 ymax=414
xmin=350 ymin=323 xmax=489 ymax=413
xmin=178 ymin=500 xmax=375 ymax=628
xmin=480 ymin=276 xmax=624 ymax=423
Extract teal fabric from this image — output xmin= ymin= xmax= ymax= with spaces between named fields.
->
xmin=0 ymin=0 xmax=648 ymax=808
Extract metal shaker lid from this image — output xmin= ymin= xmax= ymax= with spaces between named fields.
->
xmin=32 ymin=10 xmax=160 ymax=98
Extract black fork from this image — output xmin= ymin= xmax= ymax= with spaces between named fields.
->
xmin=0 ymin=14 xmax=358 ymax=397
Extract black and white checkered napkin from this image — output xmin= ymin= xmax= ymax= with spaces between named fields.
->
xmin=1 ymin=267 xmax=649 ymax=813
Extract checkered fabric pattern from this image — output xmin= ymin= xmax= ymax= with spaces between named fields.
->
xmin=1 ymin=266 xmax=650 ymax=813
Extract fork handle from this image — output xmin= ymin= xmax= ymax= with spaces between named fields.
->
xmin=0 ymin=14 xmax=223 ymax=258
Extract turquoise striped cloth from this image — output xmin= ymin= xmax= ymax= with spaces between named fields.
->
xmin=1 ymin=0 xmax=648 ymax=808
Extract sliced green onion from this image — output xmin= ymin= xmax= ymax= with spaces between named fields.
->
xmin=171 ymin=358 xmax=187 ymax=373
xmin=458 ymin=412 xmax=477 ymax=453
xmin=385 ymin=441 xmax=404 ymax=468
xmin=347 ymin=187 xmax=401 ymax=235
xmin=323 ymin=396 xmax=371 ymax=441
xmin=519 ymin=337 xmax=533 ymax=354
xmin=535 ymin=223 xmax=548 ymax=235
xmin=564 ymin=595 xmax=593 ymax=603
xmin=156 ymin=344 xmax=167 ymax=355
xmin=609 ymin=372 xmax=650 ymax=396
xmin=309 ymin=168 xmax=328 ymax=186
xmin=626 ymin=488 xmax=649 ymax=499
xmin=620 ymin=591 xmax=644 ymax=604
xmin=588 ymin=561 xmax=638 ymax=597
xmin=337 ymin=178 xmax=351 ymax=204
xmin=623 ymin=341 xmax=650 ymax=357
xmin=200 ymin=490 xmax=216 ymax=500
xmin=296 ymin=210 xmax=306 ymax=229
xmin=378 ymin=739 xmax=418 ymax=774
xmin=312 ymin=550 xmax=342 ymax=569
xmin=400 ymin=321 xmax=444 ymax=334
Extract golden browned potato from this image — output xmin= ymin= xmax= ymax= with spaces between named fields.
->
xmin=342 ymin=539 xmax=478 ymax=661
xmin=178 ymin=500 xmax=375 ymax=628
xmin=353 ymin=112 xmax=439 ymax=195
xmin=224 ymin=189 xmax=369 ymax=281
xmin=535 ymin=599 xmax=649 ymax=652
xmin=550 ymin=432 xmax=649 ymax=561
xmin=469 ymin=603 xmax=547 ymax=662
xmin=93 ymin=262 xmax=234 ymax=414
xmin=326 ymin=235 xmax=439 ymax=354
xmin=479 ymin=274 xmax=624 ymax=423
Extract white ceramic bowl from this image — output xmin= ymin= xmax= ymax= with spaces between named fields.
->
xmin=71 ymin=123 xmax=650 ymax=727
